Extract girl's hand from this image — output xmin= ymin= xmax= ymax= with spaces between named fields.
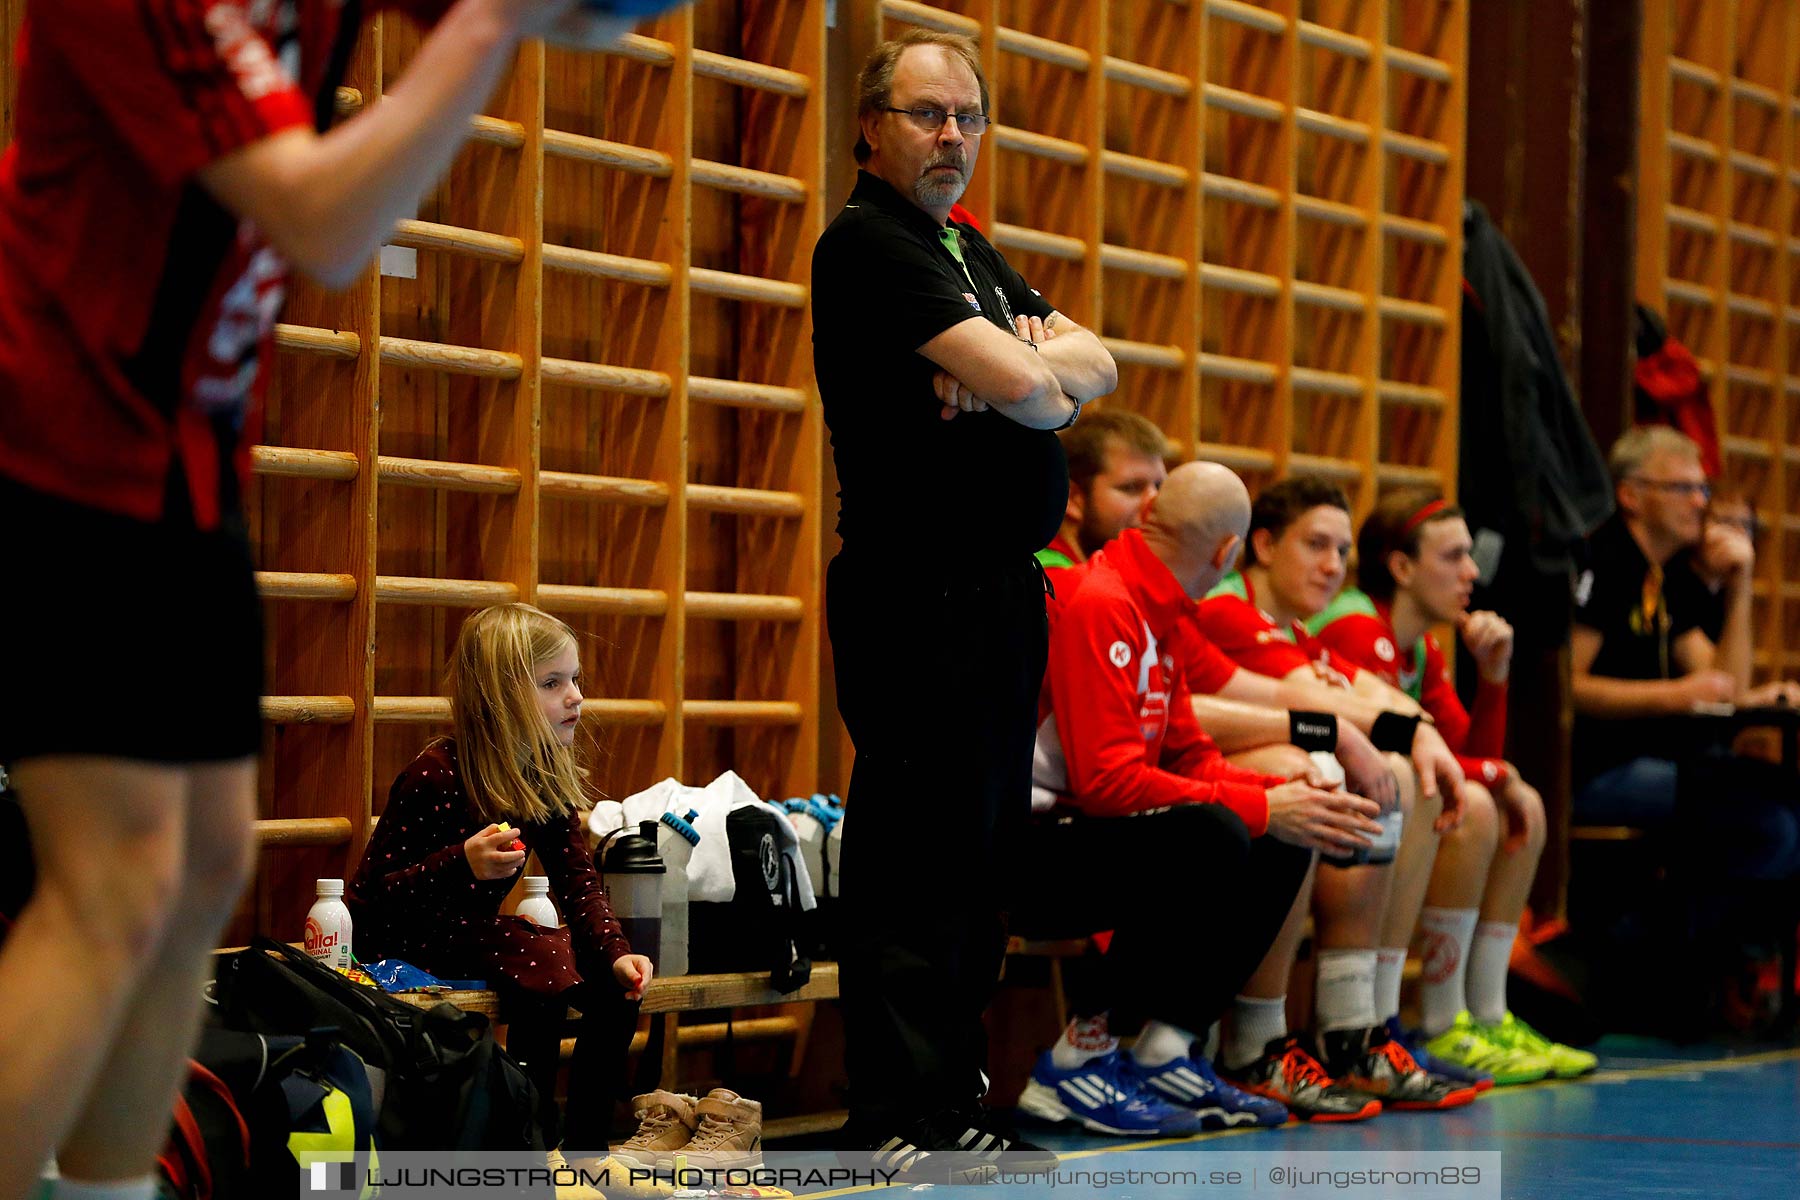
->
xmin=464 ymin=824 xmax=527 ymax=881
xmin=613 ymin=954 xmax=655 ymax=1001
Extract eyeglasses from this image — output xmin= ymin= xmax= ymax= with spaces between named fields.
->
xmin=1628 ymin=477 xmax=1712 ymax=501
xmin=884 ymin=106 xmax=991 ymax=135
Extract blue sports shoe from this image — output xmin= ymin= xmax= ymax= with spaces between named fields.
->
xmin=1017 ymin=1049 xmax=1206 ymax=1137
xmin=1128 ymin=1053 xmax=1289 ymax=1129
xmin=1386 ymin=1016 xmax=1494 ymax=1093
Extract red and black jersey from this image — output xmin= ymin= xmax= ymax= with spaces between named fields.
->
xmin=1190 ymin=570 xmax=1362 ymax=683
xmin=1034 ymin=528 xmax=1282 ymax=833
xmin=1309 ymin=586 xmax=1509 ymax=785
xmin=0 ymin=0 xmax=449 ymax=528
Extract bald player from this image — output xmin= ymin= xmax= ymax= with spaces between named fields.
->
xmin=1020 ymin=463 xmax=1387 ymax=1134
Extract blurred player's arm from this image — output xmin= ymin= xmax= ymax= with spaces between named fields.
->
xmin=200 ymin=0 xmax=638 ymax=288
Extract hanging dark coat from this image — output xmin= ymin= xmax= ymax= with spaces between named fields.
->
xmin=1458 ymin=199 xmax=1615 ymax=650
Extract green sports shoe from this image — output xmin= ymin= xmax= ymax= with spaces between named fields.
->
xmin=1421 ymin=1011 xmax=1554 ymax=1086
xmin=1479 ymin=1011 xmax=1597 ymax=1078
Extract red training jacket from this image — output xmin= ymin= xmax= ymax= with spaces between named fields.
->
xmin=1034 ymin=529 xmax=1282 ymax=833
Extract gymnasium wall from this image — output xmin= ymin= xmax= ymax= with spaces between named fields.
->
xmin=1 ymin=1 xmax=1467 ymax=941
xmin=1637 ymin=0 xmax=1800 ymax=681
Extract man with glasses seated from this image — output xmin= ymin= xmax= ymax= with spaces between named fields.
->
xmin=1572 ymin=426 xmax=1800 ymax=882
xmin=813 ymin=27 xmax=1117 ymax=1183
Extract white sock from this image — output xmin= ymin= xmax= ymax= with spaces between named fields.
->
xmin=1314 ymin=949 xmax=1378 ymax=1033
xmin=48 ymin=1178 xmax=157 ymax=1200
xmin=1225 ymin=995 xmax=1288 ymax=1070
xmin=1467 ymin=920 xmax=1517 ymax=1024
xmin=1198 ymin=1020 xmax=1221 ymax=1063
xmin=1131 ymin=1020 xmax=1197 ymax=1067
xmin=1418 ymin=907 xmax=1479 ymax=1035
xmin=1374 ymin=948 xmax=1408 ymax=1023
xmin=1051 ymin=1012 xmax=1118 ymax=1069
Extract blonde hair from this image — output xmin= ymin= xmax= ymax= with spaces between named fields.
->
xmin=449 ymin=603 xmax=588 ymax=826
xmin=1608 ymin=425 xmax=1701 ymax=483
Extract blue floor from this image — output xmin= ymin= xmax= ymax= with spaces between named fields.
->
xmin=784 ymin=1038 xmax=1800 ymax=1199
xmin=1005 ymin=1037 xmax=1800 ymax=1199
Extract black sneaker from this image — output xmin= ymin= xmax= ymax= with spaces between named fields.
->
xmin=956 ymin=1102 xmax=1060 ymax=1176
xmin=1319 ymin=1026 xmax=1479 ymax=1111
xmin=838 ymin=1111 xmax=999 ymax=1185
xmin=1218 ymin=1035 xmax=1380 ymax=1122
xmin=840 ymin=1105 xmax=1058 ymax=1184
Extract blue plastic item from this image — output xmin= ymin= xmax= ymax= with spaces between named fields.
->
xmin=784 ymin=793 xmax=844 ymax=832
xmin=365 ymin=958 xmax=487 ymax=994
xmin=659 ymin=810 xmax=701 ymax=846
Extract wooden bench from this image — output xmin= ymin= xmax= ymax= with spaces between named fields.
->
xmin=392 ymin=945 xmax=1092 ymax=1137
xmin=391 ymin=964 xmax=840 ymax=1089
xmin=1568 ymin=824 xmax=1649 ymax=843
xmin=1003 ymin=937 xmax=1092 ymax=1028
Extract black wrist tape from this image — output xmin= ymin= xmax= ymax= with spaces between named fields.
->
xmin=1370 ymin=711 xmax=1421 ymax=754
xmin=1289 ymin=710 xmax=1338 ymax=753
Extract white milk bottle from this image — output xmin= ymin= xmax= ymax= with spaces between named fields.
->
xmin=304 ymin=879 xmax=354 ymax=971
xmin=515 ymin=876 xmax=559 ymax=928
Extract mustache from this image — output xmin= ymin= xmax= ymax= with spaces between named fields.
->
xmin=924 ymin=151 xmax=966 ymax=173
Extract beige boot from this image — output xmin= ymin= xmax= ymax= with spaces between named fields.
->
xmin=612 ymin=1090 xmax=699 ymax=1167
xmin=667 ymin=1088 xmax=763 ymax=1171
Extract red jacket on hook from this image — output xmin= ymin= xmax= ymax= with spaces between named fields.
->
xmin=1634 ymin=304 xmax=1722 ymax=478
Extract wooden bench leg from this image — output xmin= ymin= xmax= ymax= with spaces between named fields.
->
xmin=787 ymin=1003 xmax=816 ymax=1079
xmin=659 ymin=1013 xmax=680 ymax=1089
xmin=1049 ymin=958 xmax=1069 ymax=1030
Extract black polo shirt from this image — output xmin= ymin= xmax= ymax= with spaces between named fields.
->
xmin=1667 ymin=555 xmax=1727 ymax=643
xmin=811 ymin=171 xmax=1066 ymax=558
xmin=1572 ymin=514 xmax=1707 ymax=783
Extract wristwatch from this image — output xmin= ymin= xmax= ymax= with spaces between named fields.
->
xmin=1054 ymin=395 xmax=1082 ymax=431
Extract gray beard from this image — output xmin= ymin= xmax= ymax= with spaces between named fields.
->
xmin=914 ymin=170 xmax=967 ymax=210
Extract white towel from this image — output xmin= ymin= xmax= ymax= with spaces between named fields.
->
xmin=590 ymin=771 xmax=816 ymax=908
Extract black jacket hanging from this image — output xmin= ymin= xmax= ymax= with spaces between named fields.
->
xmin=1458 ymin=199 xmax=1615 ymax=649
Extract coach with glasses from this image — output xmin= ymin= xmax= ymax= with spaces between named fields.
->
xmin=811 ymin=28 xmax=1115 ymax=1176
xmin=1571 ymin=425 xmax=1800 ymax=883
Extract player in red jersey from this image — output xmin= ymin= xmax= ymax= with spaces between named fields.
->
xmin=1191 ymin=478 xmax=1480 ymax=1107
xmin=1026 ymin=463 xmax=1385 ymax=1128
xmin=1036 ymin=412 xmax=1398 ymax=811
xmin=1035 ymin=409 xmax=1170 ymax=571
xmin=1311 ymin=489 xmax=1595 ymax=1081
xmin=1035 ymin=431 xmax=1429 ymax=1116
xmin=0 ymin=5 xmax=679 ymax=1197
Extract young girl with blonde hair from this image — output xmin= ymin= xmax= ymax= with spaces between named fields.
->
xmin=349 ymin=603 xmax=652 ymax=1151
